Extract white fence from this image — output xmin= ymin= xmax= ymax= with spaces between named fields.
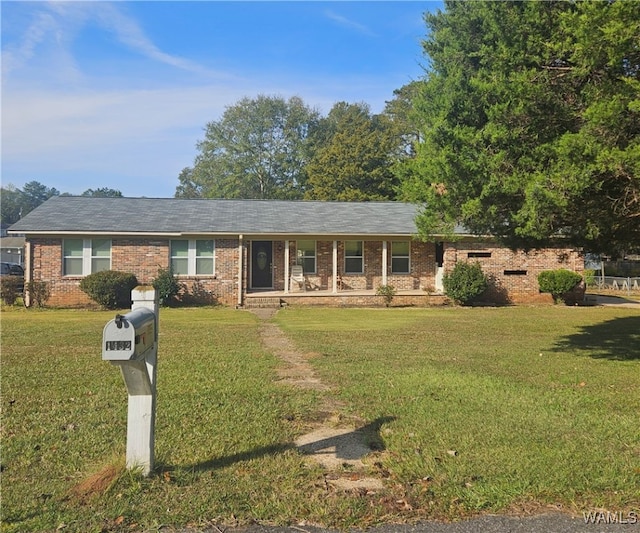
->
xmin=588 ymin=276 xmax=640 ymax=295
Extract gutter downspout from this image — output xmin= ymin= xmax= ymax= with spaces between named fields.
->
xmin=237 ymin=235 xmax=243 ymax=307
xmin=332 ymin=240 xmax=338 ymax=294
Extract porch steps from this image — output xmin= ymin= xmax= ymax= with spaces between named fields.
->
xmin=244 ymin=297 xmax=283 ymax=309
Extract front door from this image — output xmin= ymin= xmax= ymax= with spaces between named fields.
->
xmin=251 ymin=241 xmax=273 ymax=289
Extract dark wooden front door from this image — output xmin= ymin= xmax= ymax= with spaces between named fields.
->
xmin=251 ymin=241 xmax=273 ymax=288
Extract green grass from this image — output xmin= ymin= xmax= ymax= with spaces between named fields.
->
xmin=2 ymin=305 xmax=639 ymax=531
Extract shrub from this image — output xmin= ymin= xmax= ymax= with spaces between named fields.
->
xmin=80 ymin=271 xmax=138 ymax=309
xmin=1 ymin=276 xmax=23 ymax=305
xmin=443 ymin=261 xmax=488 ymax=305
xmin=376 ymin=284 xmax=396 ymax=307
xmin=152 ymin=267 xmax=182 ymax=306
xmin=582 ymin=269 xmax=596 ymax=287
xmin=25 ymin=281 xmax=50 ymax=308
xmin=538 ymin=269 xmax=583 ymax=304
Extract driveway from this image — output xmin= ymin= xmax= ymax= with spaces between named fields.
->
xmin=587 ymin=294 xmax=640 ymax=308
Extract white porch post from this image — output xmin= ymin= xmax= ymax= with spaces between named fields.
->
xmin=332 ymin=240 xmax=338 ymax=294
xmin=237 ymin=235 xmax=243 ymax=307
xmin=284 ymin=240 xmax=290 ymax=294
xmin=382 ymin=240 xmax=388 ymax=286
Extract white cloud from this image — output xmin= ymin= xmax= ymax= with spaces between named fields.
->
xmin=1 ymin=1 xmax=425 ymax=197
xmin=324 ymin=10 xmax=376 ymax=37
xmin=2 ymin=1 xmax=227 ymax=80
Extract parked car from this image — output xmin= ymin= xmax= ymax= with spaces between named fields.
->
xmin=1 ymin=262 xmax=25 ymax=294
xmin=1 ymin=262 xmax=24 ymax=276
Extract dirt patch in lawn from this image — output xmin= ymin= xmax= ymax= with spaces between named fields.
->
xmin=250 ymin=308 xmax=387 ymax=492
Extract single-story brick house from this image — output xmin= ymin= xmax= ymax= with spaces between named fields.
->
xmin=8 ymin=197 xmax=584 ymax=308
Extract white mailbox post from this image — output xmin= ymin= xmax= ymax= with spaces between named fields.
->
xmin=102 ymin=286 xmax=158 ymax=476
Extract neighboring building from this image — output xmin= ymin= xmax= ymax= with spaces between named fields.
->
xmin=0 ymin=236 xmax=25 ymax=266
xmin=8 ymin=197 xmax=583 ymax=308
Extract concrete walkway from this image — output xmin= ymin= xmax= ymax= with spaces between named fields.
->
xmin=249 ymin=308 xmax=385 ymax=492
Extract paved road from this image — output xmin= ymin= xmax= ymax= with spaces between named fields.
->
xmin=172 ymin=513 xmax=639 ymax=533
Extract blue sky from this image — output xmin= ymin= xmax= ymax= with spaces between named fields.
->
xmin=2 ymin=1 xmax=441 ymax=198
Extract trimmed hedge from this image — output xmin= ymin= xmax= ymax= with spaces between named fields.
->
xmin=80 ymin=270 xmax=138 ymax=309
xmin=443 ymin=261 xmax=488 ymax=305
xmin=538 ymin=269 xmax=583 ymax=304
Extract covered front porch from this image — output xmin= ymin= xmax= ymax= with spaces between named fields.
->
xmin=241 ymin=238 xmax=443 ymax=308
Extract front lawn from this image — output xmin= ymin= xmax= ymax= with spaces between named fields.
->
xmin=2 ymin=305 xmax=639 ymax=531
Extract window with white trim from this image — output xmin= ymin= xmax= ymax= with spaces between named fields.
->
xmin=296 ymin=240 xmax=316 ymax=274
xmin=63 ymin=238 xmax=111 ymax=276
xmin=344 ymin=240 xmax=364 ymax=273
xmin=171 ymin=239 xmax=215 ymax=276
xmin=391 ymin=241 xmax=410 ymax=274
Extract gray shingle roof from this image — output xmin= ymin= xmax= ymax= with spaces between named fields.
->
xmin=9 ymin=197 xmax=427 ymax=236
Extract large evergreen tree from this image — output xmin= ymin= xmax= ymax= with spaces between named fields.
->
xmin=399 ymin=0 xmax=639 ymax=255
xmin=175 ymin=95 xmax=319 ymax=199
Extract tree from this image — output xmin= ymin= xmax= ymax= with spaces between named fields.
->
xmin=399 ymin=0 xmax=640 ymax=255
xmin=175 ymin=95 xmax=320 ymax=199
xmin=0 ymin=185 xmax=24 ymax=225
xmin=81 ymin=188 xmax=123 ymax=197
xmin=304 ymin=102 xmax=401 ymax=201
xmin=384 ymin=81 xmax=423 ymax=158
xmin=1 ymin=181 xmax=60 ymax=224
xmin=21 ymin=181 xmax=59 ymax=214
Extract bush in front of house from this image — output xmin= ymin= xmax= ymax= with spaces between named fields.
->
xmin=538 ymin=269 xmax=583 ymax=304
xmin=1 ymin=276 xmax=24 ymax=305
xmin=152 ymin=267 xmax=182 ymax=306
xmin=25 ymin=281 xmax=50 ymax=308
xmin=443 ymin=261 xmax=488 ymax=305
xmin=376 ymin=284 xmax=396 ymax=307
xmin=80 ymin=270 xmax=138 ymax=309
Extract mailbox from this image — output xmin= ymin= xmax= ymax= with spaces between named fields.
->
xmin=102 ymin=308 xmax=156 ymax=361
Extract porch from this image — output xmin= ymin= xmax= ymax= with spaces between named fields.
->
xmin=244 ymin=289 xmax=447 ymax=309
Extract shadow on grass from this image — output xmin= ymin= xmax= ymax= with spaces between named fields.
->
xmin=163 ymin=416 xmax=396 ymax=474
xmin=296 ymin=416 xmax=397 ymax=460
xmin=552 ymin=316 xmax=640 ymax=361
xmin=185 ymin=443 xmax=295 ymax=472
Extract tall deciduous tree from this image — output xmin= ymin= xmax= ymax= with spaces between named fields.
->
xmin=400 ymin=0 xmax=640 ymax=255
xmin=304 ymin=102 xmax=401 ymax=201
xmin=175 ymin=95 xmax=319 ymax=199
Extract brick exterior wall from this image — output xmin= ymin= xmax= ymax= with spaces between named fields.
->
xmin=28 ymin=236 xmax=583 ymax=307
xmin=28 ymin=237 xmax=241 ymax=308
xmin=442 ymin=241 xmax=584 ymax=304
